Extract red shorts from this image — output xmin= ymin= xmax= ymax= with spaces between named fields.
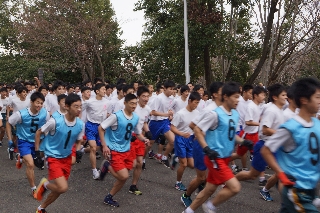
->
xmin=47 ymin=156 xmax=72 ymax=180
xmin=110 ymin=150 xmax=133 ymax=172
xmin=236 ymin=130 xmax=259 ymax=156
xmin=204 ymin=156 xmax=234 ymax=185
xmin=71 ymin=144 xmax=76 ymax=157
xmin=130 ymin=139 xmax=146 ymax=158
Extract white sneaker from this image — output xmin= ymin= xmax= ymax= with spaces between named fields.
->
xmin=92 ymin=170 xmax=101 ymax=180
xmin=202 ymin=203 xmax=216 ymax=213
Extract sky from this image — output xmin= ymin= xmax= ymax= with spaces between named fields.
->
xmin=110 ymin=0 xmax=145 ymax=47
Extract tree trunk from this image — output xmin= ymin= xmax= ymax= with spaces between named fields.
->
xmin=204 ymin=45 xmax=211 ymax=88
xmin=246 ymin=0 xmax=279 ymax=85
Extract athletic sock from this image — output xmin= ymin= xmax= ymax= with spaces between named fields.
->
xmin=176 ymin=181 xmax=181 ymax=184
xmin=162 ymin=155 xmax=167 ymax=160
xmin=262 ymin=187 xmax=269 ymax=192
xmin=31 ymin=186 xmax=36 ymax=190
xmin=92 ymin=168 xmax=97 ymax=172
xmin=44 ymin=181 xmax=49 ymax=189
xmin=185 ymin=207 xmax=194 ymax=213
xmin=38 ymin=205 xmax=44 ymax=210
xmin=206 ymin=200 xmax=216 ymax=211
xmin=143 ymin=159 xmax=145 ymax=163
xmin=259 ymin=177 xmax=265 ymax=182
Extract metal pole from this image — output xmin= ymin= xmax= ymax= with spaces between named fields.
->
xmin=184 ymin=0 xmax=190 ymax=84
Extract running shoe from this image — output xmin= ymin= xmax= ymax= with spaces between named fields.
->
xmin=104 ymin=195 xmax=119 ymax=207
xmin=16 ymin=153 xmax=22 ymax=169
xmin=162 ymin=159 xmax=170 ymax=168
xmin=36 ymin=209 xmax=47 ymax=213
xmin=129 ymin=185 xmax=142 ymax=195
xmin=142 ymin=162 xmax=146 ymax=170
xmin=93 ymin=169 xmax=101 ymax=180
xmin=181 ymin=193 xmax=192 ymax=207
xmin=96 ymin=151 xmax=101 ymax=159
xmin=171 ymin=154 xmax=178 ymax=170
xmin=34 ymin=178 xmax=48 ymax=201
xmin=259 ymin=179 xmax=267 ymax=187
xmin=260 ymin=189 xmax=273 ymax=201
xmin=148 ymin=150 xmax=156 ymax=159
xmin=202 ymin=202 xmax=216 ymax=213
xmin=231 ymin=165 xmax=240 ymax=174
xmin=32 ymin=188 xmax=36 ymax=197
xmin=99 ymin=160 xmax=109 ymax=181
xmin=242 ymin=168 xmax=248 ymax=171
xmin=175 ymin=182 xmax=187 ymax=191
xmin=155 ymin=154 xmax=162 ymax=163
xmin=8 ymin=147 xmax=14 ymax=160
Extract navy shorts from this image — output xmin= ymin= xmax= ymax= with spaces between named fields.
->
xmin=193 ymin=139 xmax=206 ymax=171
xmin=174 ymin=135 xmax=193 ymax=158
xmin=85 ymin=121 xmax=101 ymax=146
xmin=251 ymin=140 xmax=267 ymax=172
xmin=1 ymin=113 xmax=6 ymax=127
xmin=149 ymin=119 xmax=170 ymax=140
xmin=18 ymin=139 xmax=35 ymax=157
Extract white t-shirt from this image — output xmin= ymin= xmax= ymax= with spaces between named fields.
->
xmin=82 ymin=97 xmax=109 ymax=124
xmin=192 ymin=101 xmax=218 ymax=125
xmin=243 ymin=101 xmax=261 ymax=133
xmin=205 ymin=99 xmax=213 ymax=107
xmin=149 ymin=93 xmax=176 ymax=121
xmin=41 ymin=116 xmax=84 ymax=140
xmin=236 ymin=97 xmax=252 ymax=130
xmin=259 ymin=103 xmax=284 ymax=141
xmin=174 ymin=96 xmax=188 ymax=113
xmin=171 ymin=108 xmax=199 ymax=135
xmin=8 ymin=96 xmax=31 ymax=113
xmin=196 ymin=99 xmax=206 ymax=112
xmin=113 ymin=98 xmax=125 ymax=112
xmin=45 ymin=94 xmax=59 ymax=114
xmin=9 ymin=108 xmax=50 ymax=126
xmin=0 ymin=98 xmax=6 ymax=113
xmin=135 ymin=103 xmax=151 ymax=132
xmin=196 ymin=106 xmax=232 ymax=132
xmin=107 ymin=96 xmax=121 ymax=115
xmin=283 ymin=108 xmax=297 ymax=122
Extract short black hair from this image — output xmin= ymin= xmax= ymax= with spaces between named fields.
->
xmin=242 ymin=84 xmax=254 ymax=93
xmin=17 ymin=86 xmax=28 ymax=94
xmin=123 ymin=84 xmax=134 ymax=94
xmin=30 ymin=92 xmax=45 ymax=102
xmin=38 ymin=85 xmax=49 ymax=92
xmin=65 ymin=93 xmax=81 ymax=106
xmin=81 ymin=86 xmax=91 ymax=93
xmin=194 ymin=85 xmax=204 ymax=92
xmin=94 ymin=77 xmax=103 ymax=84
xmin=82 ymin=79 xmax=92 ymax=86
xmin=52 ymin=80 xmax=65 ymax=91
xmin=163 ymin=80 xmax=175 ymax=88
xmin=180 ymin=85 xmax=190 ymax=94
xmin=94 ymin=83 xmax=105 ymax=94
xmin=124 ymin=93 xmax=137 ymax=103
xmin=286 ymin=86 xmax=294 ymax=100
xmin=209 ymin=82 xmax=224 ymax=95
xmin=267 ymin=83 xmax=286 ymax=102
xmin=156 ymin=83 xmax=163 ymax=92
xmin=222 ymin=82 xmax=241 ymax=101
xmin=66 ymin=85 xmax=74 ymax=90
xmin=24 ymin=81 xmax=31 ymax=86
xmin=116 ymin=84 xmax=124 ymax=93
xmin=0 ymin=87 xmax=7 ymax=93
xmin=105 ymin=84 xmax=112 ymax=90
xmin=116 ymin=78 xmax=126 ymax=85
xmin=252 ymin=86 xmax=267 ymax=99
xmin=291 ymin=77 xmax=320 ymax=108
xmin=189 ymin=92 xmax=201 ymax=101
xmin=137 ymin=86 xmax=150 ymax=97
xmin=203 ymin=91 xmax=209 ymax=97
xmin=57 ymin=94 xmax=67 ymax=103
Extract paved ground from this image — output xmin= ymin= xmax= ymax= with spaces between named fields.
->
xmin=0 ymin=140 xmax=284 ymax=213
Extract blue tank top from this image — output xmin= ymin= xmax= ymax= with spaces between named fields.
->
xmin=277 ymin=118 xmax=320 ymax=189
xmin=205 ymin=107 xmax=239 ymax=158
xmin=16 ymin=108 xmax=47 ymax=142
xmin=106 ymin=110 xmax=139 ymax=152
xmin=44 ymin=115 xmax=83 ymax=158
xmin=40 ymin=110 xmax=63 ymax=151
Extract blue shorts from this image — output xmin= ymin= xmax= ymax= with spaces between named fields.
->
xmin=193 ymin=139 xmax=206 ymax=171
xmin=18 ymin=139 xmax=35 ymax=157
xmin=251 ymin=140 xmax=267 ymax=172
xmin=1 ymin=113 xmax=6 ymax=127
xmin=149 ymin=119 xmax=171 ymax=140
xmin=85 ymin=121 xmax=101 ymax=146
xmin=174 ymin=135 xmax=193 ymax=158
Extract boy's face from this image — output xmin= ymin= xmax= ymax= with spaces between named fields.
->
xmin=55 ymin=86 xmax=65 ymax=96
xmin=148 ymin=85 xmax=154 ymax=93
xmin=225 ymin=93 xmax=240 ymax=109
xmin=86 ymin=82 xmax=92 ymax=88
xmin=40 ymin=89 xmax=48 ymax=97
xmin=68 ymin=88 xmax=74 ymax=94
xmin=188 ymin=99 xmax=200 ymax=110
xmin=182 ymin=90 xmax=190 ymax=98
xmin=203 ymin=94 xmax=209 ymax=101
xmin=273 ymin=91 xmax=287 ymax=106
xmin=306 ymin=89 xmax=320 ymax=114
xmin=96 ymin=86 xmax=106 ymax=96
xmin=0 ymin=91 xmax=7 ymax=98
xmin=82 ymin=90 xmax=91 ymax=99
xmin=59 ymin=98 xmax=66 ymax=110
xmin=133 ymin=83 xmax=138 ymax=91
xmin=138 ymin=92 xmax=149 ymax=107
xmin=75 ymin=87 xmax=80 ymax=94
xmin=212 ymin=88 xmax=223 ymax=103
xmin=125 ymin=98 xmax=137 ymax=113
xmin=197 ymin=88 xmax=204 ymax=97
xmin=31 ymin=98 xmax=44 ymax=112
xmin=243 ymin=89 xmax=253 ymax=100
xmin=255 ymin=92 xmax=266 ymax=104
xmin=125 ymin=88 xmax=134 ymax=95
xmin=164 ymin=87 xmax=174 ymax=97
xmin=66 ymin=100 xmax=82 ymax=117
xmin=19 ymin=90 xmax=28 ymax=99
xmin=26 ymin=85 xmax=31 ymax=92
xmin=106 ymin=88 xmax=112 ymax=96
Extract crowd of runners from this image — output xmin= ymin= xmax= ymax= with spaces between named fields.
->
xmin=0 ymin=76 xmax=319 ymax=213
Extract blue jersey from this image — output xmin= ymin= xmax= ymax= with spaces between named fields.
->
xmin=205 ymin=107 xmax=239 ymax=158
xmin=277 ymin=118 xmax=320 ymax=189
xmin=105 ymin=110 xmax=139 ymax=152
xmin=51 ymin=110 xmax=63 ymax=118
xmin=44 ymin=115 xmax=83 ymax=158
xmin=16 ymin=108 xmax=47 ymax=142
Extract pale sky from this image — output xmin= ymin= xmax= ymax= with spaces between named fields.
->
xmin=110 ymin=0 xmax=145 ymax=47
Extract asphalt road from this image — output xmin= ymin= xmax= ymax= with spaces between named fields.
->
xmin=0 ymin=140 xmax=284 ymax=213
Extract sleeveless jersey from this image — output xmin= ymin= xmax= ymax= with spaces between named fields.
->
xmin=16 ymin=108 xmax=47 ymax=142
xmin=40 ymin=110 xmax=63 ymax=151
xmin=205 ymin=107 xmax=239 ymax=158
xmin=44 ymin=115 xmax=83 ymax=158
xmin=105 ymin=110 xmax=139 ymax=152
xmin=277 ymin=118 xmax=320 ymax=189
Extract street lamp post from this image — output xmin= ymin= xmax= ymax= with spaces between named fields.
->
xmin=184 ymin=0 xmax=190 ymax=84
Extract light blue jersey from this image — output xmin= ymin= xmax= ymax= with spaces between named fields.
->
xmin=16 ymin=108 xmax=47 ymax=142
xmin=277 ymin=118 xmax=320 ymax=189
xmin=44 ymin=115 xmax=83 ymax=158
xmin=105 ymin=110 xmax=139 ymax=152
xmin=205 ymin=107 xmax=239 ymax=158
